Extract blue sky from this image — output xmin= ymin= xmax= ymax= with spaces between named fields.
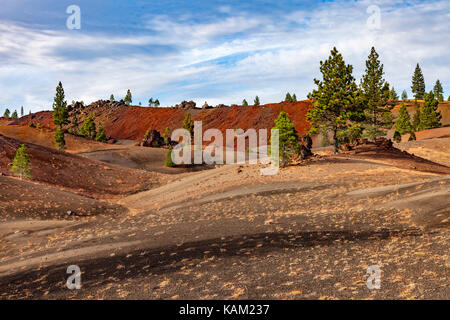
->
xmin=0 ymin=0 xmax=449 ymax=113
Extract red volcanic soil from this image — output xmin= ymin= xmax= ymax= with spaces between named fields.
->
xmin=11 ymin=111 xmax=56 ymax=130
xmin=0 ymin=134 xmax=160 ymax=198
xmin=91 ymin=101 xmax=312 ymax=141
xmin=11 ymin=101 xmax=312 ymax=142
xmin=0 ymin=118 xmax=11 ymax=126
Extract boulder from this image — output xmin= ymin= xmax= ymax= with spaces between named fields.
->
xmin=140 ymin=130 xmax=165 ymax=147
xmin=202 ymin=102 xmax=212 ymax=109
xmin=175 ymin=100 xmax=196 ymax=109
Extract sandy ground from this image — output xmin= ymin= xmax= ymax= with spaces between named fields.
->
xmin=0 ymin=146 xmax=448 ymax=299
xmin=0 ymin=124 xmax=449 ymax=299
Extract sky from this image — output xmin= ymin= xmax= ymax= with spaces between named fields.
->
xmin=0 ymin=0 xmax=449 ymax=113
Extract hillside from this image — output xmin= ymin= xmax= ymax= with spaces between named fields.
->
xmin=0 ymin=134 xmax=160 ymax=197
xmin=391 ymin=100 xmax=450 ymax=125
xmin=12 ymin=100 xmax=313 ymax=141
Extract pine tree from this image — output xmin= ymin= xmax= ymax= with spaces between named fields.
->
xmin=3 ymin=108 xmax=10 ymax=119
xmin=409 ymin=131 xmax=416 ymax=141
xmin=433 ymin=80 xmax=444 ymax=102
xmin=242 ymin=99 xmax=248 ymax=106
xmin=11 ymin=144 xmax=32 ymax=179
xmin=418 ymin=91 xmax=442 ymax=130
xmin=395 ymin=104 xmax=412 ymax=135
xmin=54 ymin=126 xmax=66 ymax=150
xmin=411 ymin=63 xmax=425 ymax=100
xmin=52 ymin=82 xmax=69 ymax=127
xmin=307 ymin=47 xmax=364 ymax=153
xmin=162 ymin=127 xmax=171 ymax=145
xmin=95 ymin=123 xmax=107 ymax=142
xmin=124 ymin=89 xmax=132 ymax=105
xmin=292 ymin=94 xmax=297 ymax=102
xmin=11 ymin=110 xmax=18 ymax=119
xmin=389 ymin=87 xmax=398 ymax=100
xmin=80 ymin=115 xmax=97 ymax=139
xmin=285 ymin=93 xmax=292 ymax=102
xmin=21 ymin=106 xmax=24 ymax=117
xmin=401 ymin=90 xmax=408 ymax=100
xmin=359 ymin=47 xmax=393 ymax=140
xmin=272 ymin=111 xmax=300 ymax=167
xmin=148 ymin=98 xmax=154 ymax=107
xmin=182 ymin=112 xmax=194 ymax=136
xmin=154 ymin=99 xmax=160 ymax=107
xmin=165 ymin=146 xmax=175 ymax=167
xmin=254 ymin=96 xmax=260 ymax=106
xmin=52 ymin=82 xmax=69 ymax=150
xmin=110 ymin=94 xmax=115 ymax=102
xmin=412 ymin=107 xmax=421 ymax=131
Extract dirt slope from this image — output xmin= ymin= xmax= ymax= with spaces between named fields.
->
xmin=0 ymin=134 xmax=160 ymax=197
xmin=0 ymin=175 xmax=127 ymax=220
xmin=391 ymin=100 xmax=450 ymax=126
xmin=11 ymin=101 xmax=312 ymax=141
xmin=0 ymin=125 xmax=124 ymax=154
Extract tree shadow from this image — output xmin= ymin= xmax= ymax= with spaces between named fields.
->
xmin=0 ymin=227 xmax=423 ymax=298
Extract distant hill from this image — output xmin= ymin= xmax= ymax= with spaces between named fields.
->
xmin=11 ymin=100 xmax=313 ymax=141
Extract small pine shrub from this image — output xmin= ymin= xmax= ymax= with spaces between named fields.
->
xmin=11 ymin=144 xmax=32 ymax=179
xmin=165 ymin=146 xmax=175 ymax=167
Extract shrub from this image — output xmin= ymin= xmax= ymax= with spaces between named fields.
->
xmin=95 ymin=123 xmax=108 ymax=142
xmin=11 ymin=144 xmax=32 ymax=179
xmin=165 ymin=146 xmax=175 ymax=167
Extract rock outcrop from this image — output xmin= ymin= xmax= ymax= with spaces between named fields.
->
xmin=175 ymin=101 xmax=196 ymax=110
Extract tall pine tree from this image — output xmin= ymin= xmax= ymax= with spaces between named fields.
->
xmin=433 ymin=80 xmax=444 ymax=102
xmin=3 ymin=108 xmax=10 ymax=119
xmin=306 ymin=47 xmax=363 ymax=153
xmin=418 ymin=91 xmax=442 ymax=130
xmin=389 ymin=87 xmax=398 ymax=100
xmin=285 ymin=93 xmax=293 ymax=102
xmin=401 ymin=90 xmax=408 ymax=100
xmin=52 ymin=82 xmax=69 ymax=150
xmin=411 ymin=63 xmax=425 ymax=100
xmin=124 ymin=89 xmax=132 ymax=105
xmin=53 ymin=82 xmax=69 ymax=127
xmin=395 ymin=104 xmax=412 ymax=135
xmin=359 ymin=47 xmax=393 ymax=140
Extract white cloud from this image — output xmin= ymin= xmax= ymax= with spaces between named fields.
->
xmin=0 ymin=0 xmax=449 ymax=113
